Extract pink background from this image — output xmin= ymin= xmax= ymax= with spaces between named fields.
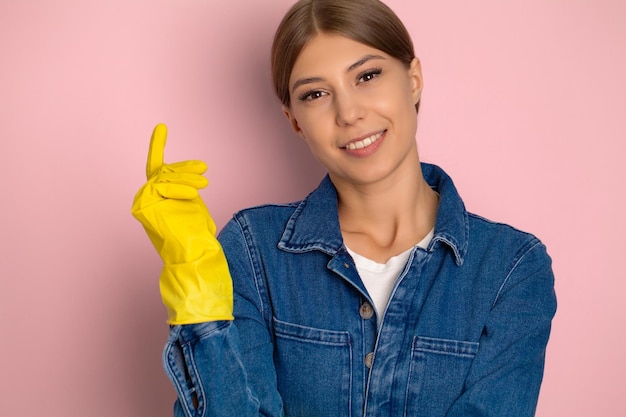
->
xmin=1 ymin=0 xmax=624 ymax=415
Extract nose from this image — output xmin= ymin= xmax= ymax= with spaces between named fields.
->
xmin=334 ymin=89 xmax=364 ymax=126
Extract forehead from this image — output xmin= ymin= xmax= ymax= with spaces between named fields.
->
xmin=289 ymin=33 xmax=387 ymax=80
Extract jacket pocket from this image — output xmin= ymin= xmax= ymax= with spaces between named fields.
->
xmin=404 ymin=336 xmax=479 ymax=417
xmin=273 ymin=318 xmax=352 ymax=417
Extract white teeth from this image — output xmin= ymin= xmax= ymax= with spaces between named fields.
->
xmin=345 ymin=132 xmax=382 ymax=150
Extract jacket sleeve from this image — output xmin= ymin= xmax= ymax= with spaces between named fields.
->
xmin=162 ymin=217 xmax=284 ymax=417
xmin=446 ymin=240 xmax=557 ymax=416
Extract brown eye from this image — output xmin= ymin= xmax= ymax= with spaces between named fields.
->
xmin=357 ymin=68 xmax=382 ymax=84
xmin=299 ymin=90 xmax=327 ymax=101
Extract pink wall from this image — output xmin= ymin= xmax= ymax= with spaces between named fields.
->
xmin=1 ymin=0 xmax=624 ymax=415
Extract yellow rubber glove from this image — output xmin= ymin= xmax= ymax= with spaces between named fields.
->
xmin=131 ymin=124 xmax=234 ymax=324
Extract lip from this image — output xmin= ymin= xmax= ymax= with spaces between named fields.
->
xmin=340 ymin=130 xmax=386 ymax=156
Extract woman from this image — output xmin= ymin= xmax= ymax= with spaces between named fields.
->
xmin=132 ymin=0 xmax=556 ymax=416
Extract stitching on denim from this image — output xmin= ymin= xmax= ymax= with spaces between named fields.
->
xmin=414 ymin=347 xmax=477 ymax=359
xmin=273 ymin=317 xmax=351 ymax=346
xmin=274 ymin=331 xmax=351 ymax=347
xmin=280 ymin=200 xmax=343 ymax=253
xmin=347 ymin=333 xmax=353 ymax=417
xmin=233 ymin=213 xmax=270 ymax=324
xmin=463 ymin=208 xmax=470 ymax=259
xmin=279 ymin=240 xmax=341 ymax=256
xmin=182 ymin=343 xmax=206 ymax=417
xmin=492 ymin=240 xmax=541 ymax=309
xmin=404 ymin=337 xmax=420 ymax=417
xmin=163 ymin=341 xmax=195 ymax=417
xmin=414 ymin=336 xmax=479 ymax=359
xmin=177 ymin=321 xmax=231 ymax=344
xmin=431 ymin=235 xmax=464 ymax=266
xmin=277 ymin=190 xmax=344 ymax=255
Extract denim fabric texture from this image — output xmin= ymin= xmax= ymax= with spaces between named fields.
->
xmin=163 ymin=163 xmax=557 ymax=417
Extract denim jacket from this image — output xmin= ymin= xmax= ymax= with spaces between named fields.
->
xmin=163 ymin=163 xmax=557 ymax=417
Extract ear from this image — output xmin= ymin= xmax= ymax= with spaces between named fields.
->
xmin=408 ymin=57 xmax=424 ymax=105
xmin=282 ymin=105 xmax=305 ymax=138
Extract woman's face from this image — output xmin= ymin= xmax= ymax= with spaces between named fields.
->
xmin=283 ymin=33 xmax=423 ymax=188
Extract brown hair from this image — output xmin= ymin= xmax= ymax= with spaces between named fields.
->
xmin=271 ymin=0 xmax=418 ymax=112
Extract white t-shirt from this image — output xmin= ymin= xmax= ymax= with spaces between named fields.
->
xmin=346 ymin=229 xmax=434 ymax=318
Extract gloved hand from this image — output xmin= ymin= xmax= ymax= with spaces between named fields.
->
xmin=131 ymin=123 xmax=234 ymax=324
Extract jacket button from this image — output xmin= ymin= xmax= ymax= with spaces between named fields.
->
xmin=364 ymin=352 xmax=374 ymax=368
xmin=359 ymin=302 xmax=374 ymax=320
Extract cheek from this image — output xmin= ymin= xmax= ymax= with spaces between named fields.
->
xmin=302 ymin=127 xmax=330 ymax=152
xmin=294 ymin=109 xmax=332 ymax=143
xmin=390 ymin=84 xmax=420 ymax=120
xmin=371 ymin=80 xmax=413 ymax=112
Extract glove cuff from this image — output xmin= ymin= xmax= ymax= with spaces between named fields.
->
xmin=159 ymin=258 xmax=234 ymax=324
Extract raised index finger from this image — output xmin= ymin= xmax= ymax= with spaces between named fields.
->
xmin=146 ymin=123 xmax=167 ymax=179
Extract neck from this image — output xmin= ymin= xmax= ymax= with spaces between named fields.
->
xmin=334 ymin=159 xmax=438 ymax=263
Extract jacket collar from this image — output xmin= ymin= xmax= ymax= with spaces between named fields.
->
xmin=278 ymin=163 xmax=468 ymax=265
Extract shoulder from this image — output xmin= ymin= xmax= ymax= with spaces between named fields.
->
xmin=465 ymin=211 xmax=552 ymax=275
xmin=235 ymin=201 xmax=301 ymax=224
xmin=468 ymin=211 xmax=544 ymax=245
xmin=219 ymin=202 xmax=300 ymax=242
xmin=467 ymin=212 xmax=540 ymax=244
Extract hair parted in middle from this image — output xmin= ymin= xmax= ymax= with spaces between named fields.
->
xmin=271 ymin=0 xmax=419 ymax=113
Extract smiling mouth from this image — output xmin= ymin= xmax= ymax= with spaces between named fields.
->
xmin=342 ymin=131 xmax=385 ymax=150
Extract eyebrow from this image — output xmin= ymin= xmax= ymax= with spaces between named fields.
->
xmin=291 ymin=54 xmax=386 ymax=92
